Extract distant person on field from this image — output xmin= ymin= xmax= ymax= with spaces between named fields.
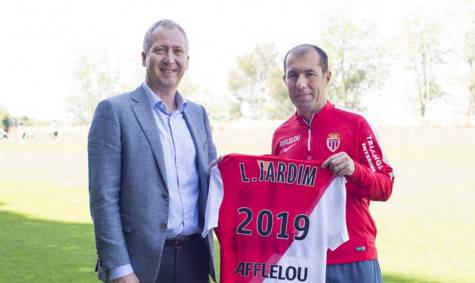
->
xmin=49 ymin=120 xmax=59 ymax=142
xmin=18 ymin=123 xmax=27 ymax=143
xmin=0 ymin=128 xmax=8 ymax=141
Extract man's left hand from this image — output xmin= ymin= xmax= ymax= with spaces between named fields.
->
xmin=322 ymin=152 xmax=355 ymax=176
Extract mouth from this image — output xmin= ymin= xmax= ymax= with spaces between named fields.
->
xmin=295 ymin=92 xmax=312 ymax=98
xmin=160 ymin=68 xmax=177 ymax=73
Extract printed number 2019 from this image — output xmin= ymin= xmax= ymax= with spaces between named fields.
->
xmin=236 ymin=207 xmax=309 ymax=240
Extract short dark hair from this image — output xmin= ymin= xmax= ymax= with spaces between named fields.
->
xmin=283 ymin=44 xmax=328 ymax=74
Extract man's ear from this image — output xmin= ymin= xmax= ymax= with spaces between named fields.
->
xmin=141 ymin=52 xmax=146 ymax=67
xmin=325 ymin=71 xmax=332 ymax=84
xmin=282 ymin=74 xmax=286 ymax=85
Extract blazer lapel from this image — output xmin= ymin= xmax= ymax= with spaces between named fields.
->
xmin=183 ymin=105 xmax=206 ymax=174
xmin=183 ymin=105 xmax=209 ymax=220
xmin=131 ymin=87 xmax=168 ymax=192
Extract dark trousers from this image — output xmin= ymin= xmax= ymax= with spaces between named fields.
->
xmin=156 ymin=234 xmax=210 ymax=283
xmin=326 ymin=259 xmax=383 ymax=283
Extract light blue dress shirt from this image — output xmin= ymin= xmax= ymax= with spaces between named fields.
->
xmin=110 ymin=83 xmax=200 ymax=280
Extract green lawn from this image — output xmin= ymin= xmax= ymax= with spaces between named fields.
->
xmin=0 ymin=125 xmax=474 ymax=282
xmin=0 ymin=208 xmax=95 ymax=282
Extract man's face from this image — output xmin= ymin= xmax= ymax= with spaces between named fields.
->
xmin=142 ymin=27 xmax=188 ymax=93
xmin=283 ymin=50 xmax=331 ymax=117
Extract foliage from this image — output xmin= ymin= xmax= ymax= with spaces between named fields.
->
xmin=228 ymin=44 xmax=293 ymax=119
xmin=264 ymin=67 xmax=294 ymax=119
xmin=319 ymin=12 xmax=386 ymax=111
xmin=399 ymin=9 xmax=448 ymax=118
xmin=179 ymin=77 xmax=199 ymax=98
xmin=68 ymin=50 xmax=127 ymax=125
xmin=179 ymin=77 xmax=234 ymax=122
xmin=0 ymin=107 xmax=11 ymax=130
xmin=462 ymin=0 xmax=475 ymax=115
xmin=186 ymin=86 xmax=234 ymax=123
xmin=0 ymin=107 xmax=8 ymax=119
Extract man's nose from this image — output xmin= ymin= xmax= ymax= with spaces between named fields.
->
xmin=162 ymin=51 xmax=174 ymax=63
xmin=296 ymin=74 xmax=307 ymax=89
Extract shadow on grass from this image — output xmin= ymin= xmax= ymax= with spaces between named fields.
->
xmin=0 ymin=208 xmax=96 ymax=283
xmin=383 ymin=273 xmax=443 ymax=283
xmin=0 ymin=206 xmax=443 ymax=283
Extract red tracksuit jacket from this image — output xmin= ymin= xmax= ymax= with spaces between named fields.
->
xmin=272 ymin=101 xmax=394 ymax=264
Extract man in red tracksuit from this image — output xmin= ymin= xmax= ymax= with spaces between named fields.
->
xmin=272 ymin=44 xmax=394 ymax=283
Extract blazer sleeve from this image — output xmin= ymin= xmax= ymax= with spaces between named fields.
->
xmin=88 ymin=99 xmax=131 ymax=271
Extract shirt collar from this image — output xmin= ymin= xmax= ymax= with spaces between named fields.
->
xmin=142 ymin=82 xmax=188 ymax=114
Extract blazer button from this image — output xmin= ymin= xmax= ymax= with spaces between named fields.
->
xmin=162 ymin=192 xmax=169 ymax=200
xmin=160 ymin=223 xmax=167 ymax=231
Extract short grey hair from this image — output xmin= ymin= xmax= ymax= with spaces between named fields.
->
xmin=143 ymin=19 xmax=189 ymax=53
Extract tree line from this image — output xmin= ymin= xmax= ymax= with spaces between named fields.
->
xmin=68 ymin=3 xmax=475 ymax=124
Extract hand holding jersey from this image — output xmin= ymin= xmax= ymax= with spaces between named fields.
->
xmin=322 ymin=152 xmax=355 ymax=177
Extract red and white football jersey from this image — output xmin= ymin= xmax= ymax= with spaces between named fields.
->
xmin=202 ymin=154 xmax=348 ymax=283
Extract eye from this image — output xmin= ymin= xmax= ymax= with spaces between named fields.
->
xmin=174 ymin=48 xmax=185 ymax=55
xmin=154 ymin=47 xmax=166 ymax=54
xmin=287 ymin=73 xmax=297 ymax=79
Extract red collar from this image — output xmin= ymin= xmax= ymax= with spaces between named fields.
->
xmin=294 ymin=101 xmax=334 ymax=126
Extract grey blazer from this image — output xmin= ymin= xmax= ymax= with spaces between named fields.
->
xmin=88 ymin=86 xmax=217 ymax=282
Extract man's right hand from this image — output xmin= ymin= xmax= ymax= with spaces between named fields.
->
xmin=112 ymin=272 xmax=139 ymax=283
xmin=210 ymin=155 xmax=223 ymax=168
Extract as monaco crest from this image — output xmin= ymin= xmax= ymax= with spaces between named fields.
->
xmin=326 ymin=132 xmax=340 ymax=152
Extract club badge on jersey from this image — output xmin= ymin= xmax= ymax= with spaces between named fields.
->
xmin=326 ymin=132 xmax=340 ymax=153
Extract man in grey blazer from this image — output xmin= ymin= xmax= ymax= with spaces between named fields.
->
xmin=88 ymin=19 xmax=217 ymax=283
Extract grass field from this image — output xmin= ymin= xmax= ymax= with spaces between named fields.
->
xmin=0 ymin=124 xmax=474 ymax=282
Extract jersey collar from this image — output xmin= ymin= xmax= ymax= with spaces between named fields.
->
xmin=294 ymin=100 xmax=334 ymax=126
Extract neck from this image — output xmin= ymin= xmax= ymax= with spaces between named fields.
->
xmin=300 ymin=111 xmax=315 ymax=123
xmin=298 ymin=100 xmax=326 ymax=123
xmin=146 ymin=80 xmax=178 ymax=112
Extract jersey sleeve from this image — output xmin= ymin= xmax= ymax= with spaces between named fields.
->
xmin=326 ymin=176 xmax=349 ymax=250
xmin=202 ymin=165 xmax=224 ymax=238
xmin=348 ymin=118 xmax=395 ymax=201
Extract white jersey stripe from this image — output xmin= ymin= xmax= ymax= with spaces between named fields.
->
xmin=264 ymin=177 xmax=348 ymax=282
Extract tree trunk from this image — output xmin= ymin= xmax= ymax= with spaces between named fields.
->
xmin=421 ymin=51 xmax=428 ymax=118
